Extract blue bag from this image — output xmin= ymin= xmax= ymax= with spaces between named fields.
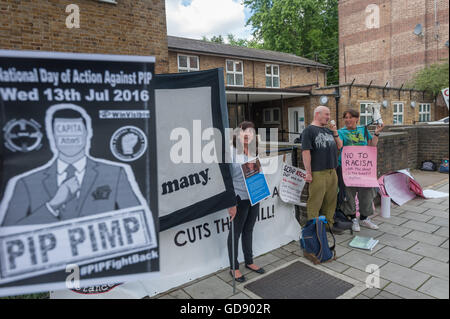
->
xmin=439 ymin=159 xmax=449 ymax=173
xmin=300 ymin=216 xmax=336 ymax=264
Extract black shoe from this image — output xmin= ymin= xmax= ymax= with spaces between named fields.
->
xmin=230 ymin=270 xmax=246 ymax=283
xmin=245 ymin=265 xmax=265 ymax=274
xmin=327 ymin=224 xmax=344 ymax=235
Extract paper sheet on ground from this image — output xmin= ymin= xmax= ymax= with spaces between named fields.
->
xmin=422 ymin=189 xmax=449 ymax=199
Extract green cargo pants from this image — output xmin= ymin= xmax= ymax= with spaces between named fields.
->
xmin=306 ymin=169 xmax=338 ymax=225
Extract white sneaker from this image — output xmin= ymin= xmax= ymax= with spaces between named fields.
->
xmin=352 ymin=218 xmax=360 ymax=232
xmin=360 ymin=218 xmax=379 ymax=230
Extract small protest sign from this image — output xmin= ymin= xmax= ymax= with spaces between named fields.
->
xmin=241 ymin=158 xmax=271 ymax=206
xmin=279 ymin=163 xmax=306 ymax=205
xmin=342 ymin=146 xmax=379 ymax=188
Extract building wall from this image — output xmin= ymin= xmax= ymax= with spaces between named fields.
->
xmin=315 ymin=85 xmax=436 ymax=128
xmin=0 ymin=0 xmax=169 ymax=74
xmin=168 ymin=51 xmax=327 ymax=88
xmin=339 ymin=0 xmax=449 ymax=87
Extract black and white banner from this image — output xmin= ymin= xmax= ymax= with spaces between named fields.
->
xmin=0 ymin=51 xmax=159 ymax=296
xmin=52 ymin=155 xmax=301 ymax=299
xmin=154 ymin=70 xmax=236 ymax=231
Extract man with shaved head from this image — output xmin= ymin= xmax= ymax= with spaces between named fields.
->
xmin=301 ymin=106 xmax=343 ymax=233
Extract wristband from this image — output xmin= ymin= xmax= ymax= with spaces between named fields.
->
xmin=374 ymin=133 xmax=380 ymax=137
xmin=333 ymin=134 xmax=339 ymax=138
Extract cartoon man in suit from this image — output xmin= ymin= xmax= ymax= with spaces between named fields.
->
xmin=0 ymin=104 xmax=149 ymax=226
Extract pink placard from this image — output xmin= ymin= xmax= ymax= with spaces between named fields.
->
xmin=342 ymin=146 xmax=379 ymax=188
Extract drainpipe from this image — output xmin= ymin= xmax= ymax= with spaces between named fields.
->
xmin=335 ymin=87 xmax=341 ymax=128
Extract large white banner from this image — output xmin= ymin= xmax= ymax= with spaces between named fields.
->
xmin=51 ymin=155 xmax=301 ymax=298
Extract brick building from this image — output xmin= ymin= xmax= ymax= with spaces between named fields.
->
xmin=0 ymin=0 xmax=169 ymax=74
xmin=168 ymin=36 xmax=331 ymax=141
xmin=339 ymin=0 xmax=449 ymax=87
xmin=0 ymin=0 xmax=445 ymax=140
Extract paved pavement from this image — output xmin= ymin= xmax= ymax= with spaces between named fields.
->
xmin=152 ymin=178 xmax=449 ymax=300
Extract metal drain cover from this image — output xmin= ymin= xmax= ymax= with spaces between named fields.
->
xmin=244 ymin=261 xmax=354 ymax=299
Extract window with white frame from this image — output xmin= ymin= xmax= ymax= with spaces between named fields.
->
xmin=178 ymin=54 xmax=199 ymax=72
xmin=226 ymin=60 xmax=244 ymax=86
xmin=359 ymin=102 xmax=374 ymax=126
xmin=419 ymin=103 xmax=431 ymax=122
xmin=266 ymin=64 xmax=280 ymax=88
xmin=393 ymin=102 xmax=404 ymax=125
xmin=263 ymin=108 xmax=280 ymax=124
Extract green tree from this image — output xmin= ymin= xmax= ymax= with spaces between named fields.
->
xmin=244 ymin=0 xmax=339 ymax=85
xmin=203 ymin=34 xmax=264 ymax=49
xmin=407 ymin=62 xmax=449 ymax=96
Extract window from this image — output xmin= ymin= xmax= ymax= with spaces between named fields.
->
xmin=419 ymin=103 xmax=431 ymax=122
xmin=178 ymin=54 xmax=199 ymax=72
xmin=393 ymin=102 xmax=404 ymax=125
xmin=266 ymin=64 xmax=280 ymax=88
xmin=263 ymin=108 xmax=280 ymax=124
xmin=359 ymin=102 xmax=373 ymax=126
xmin=226 ymin=60 xmax=244 ymax=86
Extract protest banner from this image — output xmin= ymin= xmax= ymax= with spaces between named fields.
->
xmin=153 ymin=70 xmax=236 ymax=231
xmin=51 ymin=154 xmax=301 ymax=299
xmin=0 ymin=50 xmax=159 ymax=296
xmin=279 ymin=163 xmax=306 ymax=205
xmin=342 ymin=146 xmax=379 ymax=188
xmin=241 ymin=157 xmax=271 ymax=206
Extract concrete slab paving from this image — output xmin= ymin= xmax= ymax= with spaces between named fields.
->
xmin=402 ymin=220 xmax=440 ymax=234
xmin=361 ymin=288 xmax=381 ymax=298
xmin=420 ymin=202 xmax=449 ymax=211
xmin=427 ymin=216 xmax=449 ymax=227
xmin=423 ymin=209 xmax=449 ymax=219
xmin=321 ymin=260 xmax=351 ymax=274
xmin=379 ymin=262 xmax=430 ymax=290
xmin=338 ymin=250 xmax=388 ymax=271
xmin=399 ymin=205 xmax=429 ymax=214
xmin=374 ymin=246 xmax=423 ymax=268
xmin=383 ymin=282 xmax=434 ymax=299
xmin=408 ymin=242 xmax=449 ymax=262
xmin=399 ymin=211 xmax=433 ymax=223
xmin=376 ymin=223 xmax=414 ymax=237
xmin=373 ymin=291 xmax=402 ymax=299
xmin=412 ymin=258 xmax=449 ymax=280
xmin=376 ymin=233 xmax=418 ymax=250
xmin=342 ymin=267 xmax=390 ymax=289
xmin=183 ymin=276 xmax=234 ymax=299
xmin=373 ymin=215 xmax=408 ymax=226
xmin=434 ymin=226 xmax=449 ymax=237
xmin=418 ymin=277 xmax=449 ymax=299
xmin=404 ymin=230 xmax=448 ymax=246
xmin=149 ymin=181 xmax=449 ymax=300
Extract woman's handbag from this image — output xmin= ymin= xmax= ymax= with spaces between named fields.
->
xmin=300 ymin=216 xmax=336 ymax=264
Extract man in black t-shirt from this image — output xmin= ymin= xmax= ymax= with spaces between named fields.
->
xmin=301 ymin=106 xmax=343 ymax=230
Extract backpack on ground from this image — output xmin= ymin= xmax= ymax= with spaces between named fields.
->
xmin=300 ymin=216 xmax=336 ymax=264
xmin=420 ymin=160 xmax=437 ymax=171
xmin=439 ymin=159 xmax=449 ymax=173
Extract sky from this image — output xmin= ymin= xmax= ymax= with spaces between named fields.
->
xmin=165 ymin=0 xmax=254 ymax=41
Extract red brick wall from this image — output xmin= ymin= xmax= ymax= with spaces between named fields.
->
xmin=0 ymin=0 xmax=169 ymax=74
xmin=339 ymin=0 xmax=449 ymax=87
